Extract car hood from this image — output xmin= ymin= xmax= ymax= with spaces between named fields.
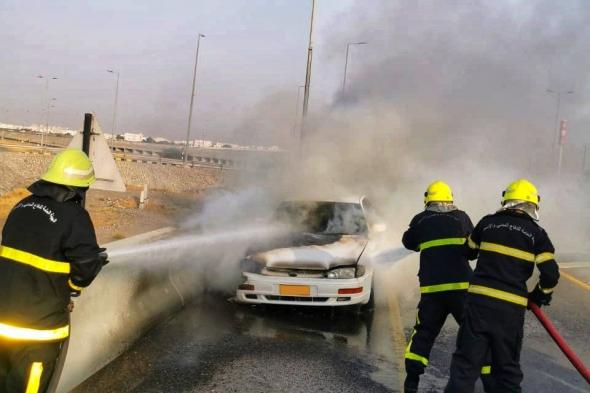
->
xmin=252 ymin=234 xmax=368 ymax=270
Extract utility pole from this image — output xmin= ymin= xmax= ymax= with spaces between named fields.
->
xmin=107 ymin=69 xmax=120 ymax=141
xmin=184 ymin=33 xmax=206 ymax=163
xmin=342 ymin=41 xmax=367 ymax=93
xmin=546 ymin=89 xmax=573 ymax=176
xmin=44 ymin=98 xmax=56 ymax=147
xmin=583 ymin=144 xmax=590 ymax=175
xmin=36 ymin=75 xmax=58 ymax=148
xmin=300 ymin=0 xmax=316 ymax=142
xmin=557 ymin=120 xmax=567 ymax=176
xmin=546 ymin=89 xmax=573 ymax=147
xmin=292 ymin=85 xmax=305 ymax=136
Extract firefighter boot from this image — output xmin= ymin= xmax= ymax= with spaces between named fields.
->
xmin=404 ymin=373 xmax=419 ymax=393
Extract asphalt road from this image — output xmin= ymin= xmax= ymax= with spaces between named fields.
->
xmin=73 ymin=262 xmax=590 ymax=393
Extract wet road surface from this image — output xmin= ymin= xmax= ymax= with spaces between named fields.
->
xmin=73 ymin=293 xmax=397 ymax=393
xmin=73 ymin=261 xmax=589 ymax=393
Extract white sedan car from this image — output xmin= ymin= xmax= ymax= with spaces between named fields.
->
xmin=236 ymin=197 xmax=383 ymax=309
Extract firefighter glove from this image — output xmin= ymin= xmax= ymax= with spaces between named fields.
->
xmin=99 ymin=250 xmax=110 ymax=266
xmin=528 ymin=285 xmax=552 ymax=308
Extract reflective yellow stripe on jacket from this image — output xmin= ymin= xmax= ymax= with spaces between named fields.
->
xmin=25 ymin=362 xmax=44 ymax=393
xmin=420 ymin=282 xmax=469 ymax=293
xmin=0 ymin=322 xmax=69 ymax=341
xmin=68 ymin=279 xmax=83 ymax=291
xmin=535 ymin=252 xmax=555 ymax=264
xmin=0 ymin=246 xmax=70 ymax=274
xmin=468 ymin=284 xmax=528 ymax=307
xmin=479 ymin=242 xmax=535 ymax=263
xmin=419 ymin=237 xmax=466 ymax=251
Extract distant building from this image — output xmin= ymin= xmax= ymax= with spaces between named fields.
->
xmin=44 ymin=125 xmax=78 ymax=136
xmin=173 ymin=139 xmax=214 ymax=147
xmin=1 ymin=123 xmax=79 ymax=136
xmin=122 ymin=132 xmax=145 ymax=142
xmin=0 ymin=123 xmax=27 ymax=131
xmin=192 ymin=139 xmax=213 ymax=147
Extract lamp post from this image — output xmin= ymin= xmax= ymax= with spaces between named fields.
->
xmin=44 ymin=98 xmax=57 ymax=147
xmin=184 ymin=33 xmax=206 ymax=163
xmin=300 ymin=0 xmax=316 ymax=142
xmin=342 ymin=41 xmax=367 ymax=93
xmin=36 ymin=75 xmax=58 ymax=148
xmin=546 ymin=89 xmax=573 ymax=176
xmin=293 ymin=85 xmax=305 ymax=136
xmin=106 ymin=69 xmax=120 ymax=140
xmin=546 ymin=89 xmax=573 ymax=146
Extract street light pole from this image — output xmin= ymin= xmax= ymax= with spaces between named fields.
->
xmin=107 ymin=70 xmax=120 ymax=140
xmin=184 ymin=33 xmax=205 ymax=163
xmin=342 ymin=41 xmax=367 ymax=93
xmin=546 ymin=89 xmax=573 ymax=147
xmin=45 ymin=98 xmax=56 ymax=145
xmin=546 ymin=89 xmax=573 ymax=176
xmin=293 ymin=85 xmax=305 ymax=136
xmin=36 ymin=75 xmax=58 ymax=148
xmin=300 ymin=0 xmax=316 ymax=142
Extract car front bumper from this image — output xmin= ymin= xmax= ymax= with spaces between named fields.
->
xmin=235 ymin=267 xmax=373 ymax=306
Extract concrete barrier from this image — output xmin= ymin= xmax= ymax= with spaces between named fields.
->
xmin=56 ymin=227 xmax=198 ymax=392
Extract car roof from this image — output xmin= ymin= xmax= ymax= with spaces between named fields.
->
xmin=281 ymin=196 xmax=364 ymax=204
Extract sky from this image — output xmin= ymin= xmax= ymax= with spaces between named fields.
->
xmin=1 ymin=0 xmax=589 ymax=150
xmin=0 ymin=0 xmax=356 ymax=142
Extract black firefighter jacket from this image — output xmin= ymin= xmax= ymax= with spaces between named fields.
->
xmin=402 ymin=208 xmax=474 ymax=294
xmin=0 ymin=181 xmax=104 ymax=341
xmin=466 ymin=209 xmax=560 ymax=308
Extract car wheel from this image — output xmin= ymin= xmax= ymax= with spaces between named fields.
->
xmin=343 ymin=304 xmax=362 ymax=317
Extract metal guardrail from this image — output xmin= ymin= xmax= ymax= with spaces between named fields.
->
xmin=113 ymin=153 xmax=236 ymax=170
xmin=0 ymin=130 xmax=283 ymax=171
xmin=0 ymin=142 xmax=61 ymax=153
xmin=0 ymin=140 xmax=235 ymax=170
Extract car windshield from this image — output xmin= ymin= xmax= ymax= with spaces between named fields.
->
xmin=274 ymin=201 xmax=368 ymax=235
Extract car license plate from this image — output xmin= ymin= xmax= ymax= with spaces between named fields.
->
xmin=279 ymin=285 xmax=311 ymax=296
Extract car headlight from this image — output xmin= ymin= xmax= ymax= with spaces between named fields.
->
xmin=356 ymin=265 xmax=366 ymax=277
xmin=326 ymin=267 xmax=356 ymax=279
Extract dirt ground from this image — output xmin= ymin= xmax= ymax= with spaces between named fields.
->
xmin=86 ymin=187 xmax=206 ymax=243
xmin=0 ymin=186 xmax=211 ymax=244
xmin=0 ymin=149 xmax=225 ymax=244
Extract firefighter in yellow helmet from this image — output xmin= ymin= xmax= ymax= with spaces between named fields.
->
xmin=402 ymin=181 xmax=493 ymax=393
xmin=445 ymin=179 xmax=559 ymax=393
xmin=0 ymin=149 xmax=108 ymax=393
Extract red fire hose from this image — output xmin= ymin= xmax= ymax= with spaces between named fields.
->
xmin=529 ymin=303 xmax=590 ymax=384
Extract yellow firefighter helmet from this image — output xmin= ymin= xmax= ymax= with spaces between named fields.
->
xmin=502 ymin=179 xmax=540 ymax=207
xmin=424 ymin=181 xmax=453 ymax=204
xmin=41 ymin=149 xmax=96 ymax=188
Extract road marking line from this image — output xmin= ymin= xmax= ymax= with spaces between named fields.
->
xmin=386 ymin=282 xmax=408 ymax=392
xmin=561 ymin=270 xmax=590 ymax=292
xmin=559 ymin=262 xmax=590 ymax=269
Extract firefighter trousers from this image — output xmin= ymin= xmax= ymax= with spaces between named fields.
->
xmin=0 ymin=339 xmax=61 ymax=393
xmin=405 ymin=291 xmax=467 ymax=375
xmin=444 ymin=296 xmax=525 ymax=393
xmin=405 ymin=291 xmax=494 ymax=391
